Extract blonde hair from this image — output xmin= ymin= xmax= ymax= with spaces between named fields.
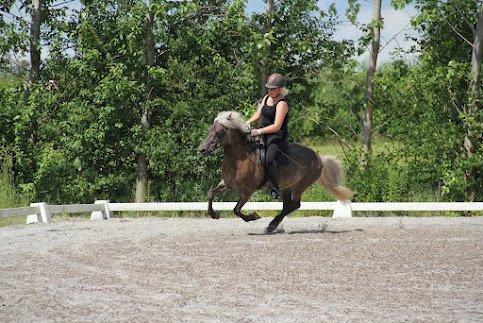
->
xmin=280 ymin=87 xmax=289 ymax=97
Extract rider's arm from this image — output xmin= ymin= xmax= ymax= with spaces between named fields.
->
xmin=246 ymin=96 xmax=266 ymax=125
xmin=258 ymin=101 xmax=288 ymax=135
xmin=246 ymin=107 xmax=262 ymax=124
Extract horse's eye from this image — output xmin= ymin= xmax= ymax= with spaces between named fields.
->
xmin=216 ymin=130 xmax=226 ymax=138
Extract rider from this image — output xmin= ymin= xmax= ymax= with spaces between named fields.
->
xmin=246 ymin=73 xmax=289 ymax=200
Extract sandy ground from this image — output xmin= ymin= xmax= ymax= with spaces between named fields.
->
xmin=0 ymin=216 xmax=482 ymax=322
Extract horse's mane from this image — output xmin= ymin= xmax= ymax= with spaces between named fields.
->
xmin=214 ymin=111 xmax=251 ymax=134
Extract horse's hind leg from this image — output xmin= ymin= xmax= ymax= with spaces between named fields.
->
xmin=266 ymin=189 xmax=301 ymax=234
xmin=208 ymin=179 xmax=228 ymax=219
xmin=234 ymin=192 xmax=260 ymax=222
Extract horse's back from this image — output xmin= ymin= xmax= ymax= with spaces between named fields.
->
xmin=274 ymin=142 xmax=322 ymax=191
xmin=284 ymin=142 xmax=319 ymax=166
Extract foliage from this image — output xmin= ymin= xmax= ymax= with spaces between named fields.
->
xmin=302 ymin=61 xmax=365 ymax=141
xmin=0 ymin=0 xmax=481 ymax=204
xmin=0 ymin=159 xmax=31 ymax=208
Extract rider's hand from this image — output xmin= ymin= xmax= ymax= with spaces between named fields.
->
xmin=250 ymin=129 xmax=262 ymax=137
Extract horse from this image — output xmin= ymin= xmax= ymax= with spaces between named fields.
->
xmin=197 ymin=111 xmax=353 ymax=234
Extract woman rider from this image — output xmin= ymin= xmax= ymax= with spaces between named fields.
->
xmin=246 ymin=73 xmax=289 ymax=199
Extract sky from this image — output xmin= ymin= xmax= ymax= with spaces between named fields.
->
xmin=246 ymin=0 xmax=419 ymax=63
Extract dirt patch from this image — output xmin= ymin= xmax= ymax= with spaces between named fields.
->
xmin=0 ymin=216 xmax=482 ymax=321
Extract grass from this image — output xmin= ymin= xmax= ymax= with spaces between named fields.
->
xmin=0 ymin=166 xmax=32 ymax=227
xmin=0 ymin=172 xmax=30 ymax=209
xmin=0 ymin=216 xmax=25 ymax=227
xmin=302 ymin=139 xmax=344 ymax=158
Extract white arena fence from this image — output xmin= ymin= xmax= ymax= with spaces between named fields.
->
xmin=0 ymin=200 xmax=482 ymax=224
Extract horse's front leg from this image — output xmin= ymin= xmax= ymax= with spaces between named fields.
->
xmin=234 ymin=191 xmax=261 ymax=222
xmin=208 ymin=179 xmax=228 ymax=219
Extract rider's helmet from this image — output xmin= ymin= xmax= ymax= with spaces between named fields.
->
xmin=265 ymin=73 xmax=285 ymax=89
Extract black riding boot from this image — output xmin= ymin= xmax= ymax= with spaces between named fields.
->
xmin=267 ymin=162 xmax=280 ymax=200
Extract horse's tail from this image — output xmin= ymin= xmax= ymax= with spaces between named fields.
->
xmin=317 ymin=155 xmax=354 ymax=201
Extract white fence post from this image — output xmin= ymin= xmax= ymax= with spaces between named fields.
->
xmin=26 ymin=202 xmax=51 ymax=224
xmin=90 ymin=200 xmax=111 ymax=220
xmin=332 ymin=200 xmax=352 ymax=218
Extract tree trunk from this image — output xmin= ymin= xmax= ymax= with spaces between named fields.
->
xmin=135 ymin=6 xmax=155 ymax=203
xmin=25 ymin=0 xmax=42 ymax=175
xmin=469 ymin=6 xmax=483 ymax=92
xmin=11 ymin=154 xmax=17 ymax=187
xmin=29 ymin=0 xmax=41 ymax=85
xmin=135 ymin=154 xmax=149 ymax=203
xmin=258 ymin=0 xmax=274 ymax=97
xmin=259 ymin=59 xmax=268 ymax=97
xmin=463 ymin=5 xmax=483 ymax=203
xmin=362 ymin=0 xmax=382 ymax=166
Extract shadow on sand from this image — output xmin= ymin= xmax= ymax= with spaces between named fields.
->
xmin=248 ymin=226 xmax=363 ymax=236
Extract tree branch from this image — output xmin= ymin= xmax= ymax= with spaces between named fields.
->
xmin=52 ymin=0 xmax=76 ymax=7
xmin=453 ymin=2 xmax=476 ymax=31
xmin=0 ymin=59 xmax=28 ymax=81
xmin=378 ymin=24 xmax=411 ymax=53
xmin=327 ymin=127 xmax=349 ymax=157
xmin=446 ymin=86 xmax=465 ymax=115
xmin=371 ymin=113 xmax=395 ymax=134
xmin=444 ymin=18 xmax=475 ymax=48
xmin=0 ymin=9 xmax=23 ymax=20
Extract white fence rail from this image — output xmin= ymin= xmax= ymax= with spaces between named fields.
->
xmin=0 ymin=200 xmax=111 ymax=224
xmin=350 ymin=202 xmax=483 ymax=212
xmin=0 ymin=201 xmax=482 ymax=225
xmin=109 ymin=202 xmax=337 ymax=211
xmin=109 ymin=201 xmax=482 ymax=218
xmin=0 ymin=207 xmax=39 ymax=218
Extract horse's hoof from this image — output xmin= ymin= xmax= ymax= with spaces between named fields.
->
xmin=265 ymin=224 xmax=283 ymax=235
xmin=209 ymin=211 xmax=220 ymax=219
xmin=248 ymin=212 xmax=261 ymax=221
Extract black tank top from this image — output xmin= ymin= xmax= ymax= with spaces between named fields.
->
xmin=261 ymin=95 xmax=289 ymax=143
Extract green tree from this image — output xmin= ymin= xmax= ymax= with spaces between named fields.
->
xmin=0 ymin=0 xmax=71 ymax=189
xmin=250 ymin=0 xmax=355 ymax=140
xmin=394 ymin=0 xmax=483 ymax=201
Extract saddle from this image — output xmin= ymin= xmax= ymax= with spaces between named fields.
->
xmin=255 ymin=137 xmax=289 ymax=168
xmin=248 ymin=136 xmax=289 ymax=196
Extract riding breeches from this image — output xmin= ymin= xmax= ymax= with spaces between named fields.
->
xmin=265 ymin=139 xmax=285 ymax=167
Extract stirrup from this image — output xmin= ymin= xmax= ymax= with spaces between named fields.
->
xmin=270 ymin=187 xmax=280 ymax=200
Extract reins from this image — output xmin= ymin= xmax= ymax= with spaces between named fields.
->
xmin=245 ymin=135 xmax=262 ymax=165
xmin=273 ymin=145 xmax=309 ymax=169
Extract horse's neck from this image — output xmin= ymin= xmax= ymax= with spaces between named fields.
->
xmin=223 ymin=135 xmax=256 ymax=162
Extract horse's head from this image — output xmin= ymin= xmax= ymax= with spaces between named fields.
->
xmin=198 ymin=122 xmax=230 ymax=156
xmin=198 ymin=111 xmax=250 ymax=156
